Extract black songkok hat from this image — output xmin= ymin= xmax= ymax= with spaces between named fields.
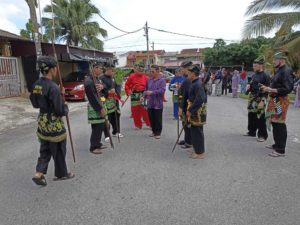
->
xmin=134 ymin=62 xmax=145 ymax=68
xmin=187 ymin=64 xmax=201 ymax=76
xmin=253 ymin=55 xmax=265 ymax=64
xmin=104 ymin=62 xmax=115 ymax=68
xmin=37 ymin=56 xmax=57 ymax=72
xmin=92 ymin=61 xmax=103 ymax=68
xmin=181 ymin=61 xmax=193 ymax=68
xmin=150 ymin=64 xmax=160 ymax=70
xmin=273 ymin=51 xmax=288 ymax=60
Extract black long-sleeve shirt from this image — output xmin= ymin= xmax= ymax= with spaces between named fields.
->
xmin=179 ymin=76 xmax=192 ymax=113
xmin=250 ymin=71 xmax=270 ymax=97
xmin=271 ymin=64 xmax=293 ymax=96
xmin=188 ymin=78 xmax=207 ymax=114
xmin=30 ymin=77 xmax=67 ymax=116
xmin=84 ymin=75 xmax=103 ymax=111
xmin=99 ymin=74 xmax=121 ymax=99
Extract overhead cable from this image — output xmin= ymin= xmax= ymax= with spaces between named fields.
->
xmin=105 ymin=44 xmax=146 ymax=49
xmin=149 ymin=27 xmax=237 ymax=42
xmin=99 ymin=12 xmax=144 ymax=34
xmin=104 ymin=32 xmax=140 ymax=42
xmin=154 ymin=42 xmax=214 ymax=46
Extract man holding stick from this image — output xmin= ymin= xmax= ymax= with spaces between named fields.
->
xmin=30 ymin=56 xmax=74 ymax=186
xmin=84 ymin=62 xmax=108 ymax=154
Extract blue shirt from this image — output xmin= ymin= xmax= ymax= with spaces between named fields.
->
xmin=169 ymin=76 xmax=185 ymax=91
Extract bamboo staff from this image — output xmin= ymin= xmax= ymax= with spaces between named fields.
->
xmin=50 ymin=0 xmax=76 ymax=162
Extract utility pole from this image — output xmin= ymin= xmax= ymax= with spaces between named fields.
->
xmin=151 ymin=42 xmax=154 ymax=51
xmin=26 ymin=0 xmax=42 ymax=57
xmin=144 ymin=22 xmax=150 ymax=71
xmin=38 ymin=0 xmax=43 ymax=42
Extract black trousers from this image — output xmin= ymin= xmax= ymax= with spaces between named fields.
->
xmin=190 ymin=125 xmax=205 ymax=154
xmin=90 ymin=123 xmax=105 ymax=151
xmin=184 ymin=124 xmax=192 ymax=145
xmin=104 ymin=125 xmax=110 ymax=138
xmin=272 ymin=122 xmax=287 ymax=154
xmin=247 ymin=112 xmax=268 ymax=139
xmin=148 ymin=108 xmax=163 ymax=135
xmin=36 ymin=139 xmax=68 ymax=178
xmin=222 ymin=85 xmax=228 ymax=95
xmin=108 ymin=112 xmax=120 ymax=135
xmin=182 ymin=112 xmax=192 ymax=145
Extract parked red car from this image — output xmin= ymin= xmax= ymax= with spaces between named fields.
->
xmin=63 ymin=71 xmax=87 ymax=101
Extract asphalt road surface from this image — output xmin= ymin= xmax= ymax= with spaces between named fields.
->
xmin=0 ymin=94 xmax=299 ymax=225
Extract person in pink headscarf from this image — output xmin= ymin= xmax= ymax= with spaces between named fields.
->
xmin=231 ymin=70 xmax=240 ymax=98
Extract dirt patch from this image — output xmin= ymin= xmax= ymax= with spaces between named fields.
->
xmin=0 ymin=97 xmax=86 ymax=134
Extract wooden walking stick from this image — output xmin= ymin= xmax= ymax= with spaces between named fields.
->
xmin=172 ymin=125 xmax=186 ymax=153
xmin=112 ymin=80 xmax=121 ymax=143
xmin=50 ymin=0 xmax=75 ymax=162
xmin=121 ymin=95 xmax=130 ymax=107
xmin=121 ymin=83 xmax=137 ymax=108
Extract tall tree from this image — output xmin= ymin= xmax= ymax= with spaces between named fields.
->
xmin=43 ymin=0 xmax=107 ymax=50
xmin=20 ymin=19 xmax=50 ymax=42
xmin=203 ymin=37 xmax=273 ymax=68
xmin=25 ymin=0 xmax=42 ymax=56
xmin=243 ymin=0 xmax=300 ymax=53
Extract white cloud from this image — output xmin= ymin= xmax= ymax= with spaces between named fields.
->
xmin=1 ymin=0 xmax=271 ymax=52
xmin=0 ymin=19 xmax=19 ymax=34
xmin=0 ymin=0 xmax=29 ymax=33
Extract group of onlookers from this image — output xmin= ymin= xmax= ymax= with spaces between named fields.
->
xmin=203 ymin=67 xmax=248 ymax=97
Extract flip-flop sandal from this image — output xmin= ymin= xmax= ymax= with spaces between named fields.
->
xmin=32 ymin=175 xmax=47 ymax=186
xmin=91 ymin=149 xmax=103 ymax=154
xmin=268 ymin=151 xmax=285 ymax=157
xmin=181 ymin=145 xmax=192 ymax=149
xmin=53 ymin=172 xmax=75 ymax=181
xmin=189 ymin=153 xmax=205 ymax=159
xmin=178 ymin=140 xmax=185 ymax=145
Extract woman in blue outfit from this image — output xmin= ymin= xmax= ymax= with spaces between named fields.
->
xmin=169 ymin=69 xmax=185 ymax=120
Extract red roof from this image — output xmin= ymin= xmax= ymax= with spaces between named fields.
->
xmin=180 ymin=48 xmax=206 ymax=54
xmin=164 ymin=60 xmax=202 ymax=68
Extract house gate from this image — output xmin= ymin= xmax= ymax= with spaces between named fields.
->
xmin=0 ymin=57 xmax=20 ymax=98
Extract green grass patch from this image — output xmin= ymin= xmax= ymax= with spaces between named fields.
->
xmin=289 ymin=93 xmax=295 ymax=101
xmin=238 ymin=93 xmax=249 ymax=100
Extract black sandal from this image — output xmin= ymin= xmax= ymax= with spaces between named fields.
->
xmin=53 ymin=172 xmax=75 ymax=181
xmin=32 ymin=175 xmax=47 ymax=186
xmin=181 ymin=144 xmax=192 ymax=149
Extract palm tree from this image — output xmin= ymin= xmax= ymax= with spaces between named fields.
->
xmin=43 ymin=0 xmax=107 ymax=51
xmin=243 ymin=0 xmax=300 ymax=52
xmin=243 ymin=0 xmax=300 ymax=71
xmin=25 ymin=0 xmax=42 ymax=56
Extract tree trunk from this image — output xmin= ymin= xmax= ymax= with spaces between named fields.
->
xmin=26 ymin=0 xmax=42 ymax=57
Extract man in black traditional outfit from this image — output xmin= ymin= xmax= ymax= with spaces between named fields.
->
xmin=84 ymin=62 xmax=108 ymax=154
xmin=30 ymin=56 xmax=74 ymax=186
xmin=186 ymin=64 xmax=207 ymax=159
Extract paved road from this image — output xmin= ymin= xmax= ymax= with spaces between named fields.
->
xmin=0 ymin=94 xmax=299 ymax=225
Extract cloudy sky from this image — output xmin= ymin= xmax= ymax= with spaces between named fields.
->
xmin=2 ymin=0 xmax=256 ymax=53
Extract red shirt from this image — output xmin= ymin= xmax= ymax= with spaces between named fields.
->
xmin=125 ymin=73 xmax=149 ymax=95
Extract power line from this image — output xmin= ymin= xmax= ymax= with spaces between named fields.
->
xmin=149 ymin=27 xmax=238 ymax=42
xmin=105 ymin=44 xmax=146 ymax=49
xmin=154 ymin=42 xmax=214 ymax=46
xmin=104 ymin=42 xmax=214 ymax=50
xmin=103 ymin=32 xmax=141 ymax=42
xmin=99 ymin=12 xmax=144 ymax=34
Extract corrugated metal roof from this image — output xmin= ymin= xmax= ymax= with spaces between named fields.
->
xmin=0 ymin=29 xmax=30 ymax=41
